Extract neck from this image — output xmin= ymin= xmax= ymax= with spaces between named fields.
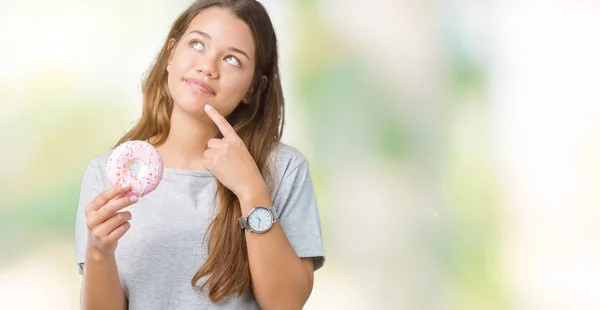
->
xmin=154 ymin=107 xmax=218 ymax=171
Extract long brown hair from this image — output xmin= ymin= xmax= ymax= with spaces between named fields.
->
xmin=115 ymin=0 xmax=284 ymax=302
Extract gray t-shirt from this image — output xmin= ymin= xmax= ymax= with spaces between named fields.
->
xmin=74 ymin=143 xmax=325 ymax=309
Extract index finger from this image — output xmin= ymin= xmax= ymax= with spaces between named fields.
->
xmin=86 ymin=183 xmax=131 ymax=212
xmin=204 ymin=104 xmax=237 ymax=138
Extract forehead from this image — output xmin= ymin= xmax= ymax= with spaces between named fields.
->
xmin=185 ymin=7 xmax=255 ymax=57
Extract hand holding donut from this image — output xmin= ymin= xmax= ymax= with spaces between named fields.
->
xmin=85 ymin=140 xmax=164 ymax=255
xmin=85 ymin=183 xmax=138 ymax=254
xmin=202 ymin=104 xmax=270 ymax=203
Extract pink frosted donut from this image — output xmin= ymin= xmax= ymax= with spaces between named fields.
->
xmin=107 ymin=140 xmax=164 ymax=197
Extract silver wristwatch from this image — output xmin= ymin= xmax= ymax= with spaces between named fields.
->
xmin=238 ymin=206 xmax=278 ymax=233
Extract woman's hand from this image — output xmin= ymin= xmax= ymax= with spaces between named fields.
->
xmin=202 ymin=104 xmax=270 ymax=203
xmin=85 ymin=183 xmax=138 ymax=255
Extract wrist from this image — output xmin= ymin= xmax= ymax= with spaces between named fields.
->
xmin=86 ymin=244 xmax=115 ymax=262
xmin=237 ymin=184 xmax=272 ymax=215
xmin=237 ymin=179 xmax=269 ymax=202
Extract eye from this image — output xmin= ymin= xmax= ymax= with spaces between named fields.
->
xmin=224 ymin=55 xmax=241 ymax=67
xmin=190 ymin=40 xmax=205 ymax=51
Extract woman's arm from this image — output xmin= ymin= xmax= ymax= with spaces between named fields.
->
xmin=81 ymin=184 xmax=138 ymax=310
xmin=200 ymin=105 xmax=318 ymax=309
xmin=239 ymin=190 xmax=314 ymax=310
xmin=81 ymin=247 xmax=128 ymax=310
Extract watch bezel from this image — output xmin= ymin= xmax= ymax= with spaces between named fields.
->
xmin=239 ymin=206 xmax=279 ymax=233
xmin=247 ymin=206 xmax=273 ymax=233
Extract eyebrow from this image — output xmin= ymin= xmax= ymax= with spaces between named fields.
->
xmin=188 ymin=30 xmax=250 ymax=60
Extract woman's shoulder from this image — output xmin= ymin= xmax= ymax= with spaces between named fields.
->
xmin=272 ymin=142 xmax=309 ymax=168
xmin=83 ymin=150 xmax=113 ymax=177
xmin=270 ymin=142 xmax=312 ymax=183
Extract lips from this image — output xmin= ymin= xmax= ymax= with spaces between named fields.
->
xmin=184 ymin=78 xmax=215 ymax=95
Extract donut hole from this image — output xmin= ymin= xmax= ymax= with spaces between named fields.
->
xmin=128 ymin=158 xmax=148 ymax=179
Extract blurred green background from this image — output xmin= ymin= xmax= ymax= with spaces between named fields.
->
xmin=2 ymin=0 xmax=600 ymax=309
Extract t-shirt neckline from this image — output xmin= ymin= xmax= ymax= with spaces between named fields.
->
xmin=163 ymin=166 xmax=214 ymax=178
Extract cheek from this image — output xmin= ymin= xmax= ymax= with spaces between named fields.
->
xmin=220 ymin=70 xmax=254 ymax=100
xmin=166 ymin=70 xmax=180 ymax=99
xmin=167 ymin=54 xmax=192 ymax=93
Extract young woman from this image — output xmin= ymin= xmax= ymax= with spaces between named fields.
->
xmin=74 ymin=1 xmax=325 ymax=309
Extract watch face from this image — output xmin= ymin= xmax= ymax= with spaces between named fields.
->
xmin=248 ymin=207 xmax=273 ymax=232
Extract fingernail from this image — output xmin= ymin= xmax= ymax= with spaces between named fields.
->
xmin=130 ymin=195 xmax=138 ymax=202
xmin=122 ymin=182 xmax=131 ymax=189
xmin=204 ymin=104 xmax=212 ymax=111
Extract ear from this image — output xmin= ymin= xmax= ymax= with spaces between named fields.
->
xmin=166 ymin=38 xmax=177 ymax=72
xmin=242 ymin=75 xmax=268 ymax=104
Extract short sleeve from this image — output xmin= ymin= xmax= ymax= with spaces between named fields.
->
xmin=273 ymin=158 xmax=325 ymax=271
xmin=74 ymin=158 xmax=102 ymax=275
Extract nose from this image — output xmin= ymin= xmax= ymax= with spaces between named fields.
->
xmin=196 ymin=54 xmax=219 ymax=79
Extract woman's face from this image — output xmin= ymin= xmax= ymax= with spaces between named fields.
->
xmin=167 ymin=7 xmax=256 ymax=119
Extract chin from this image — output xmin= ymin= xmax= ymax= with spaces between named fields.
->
xmin=174 ymin=97 xmax=209 ymax=116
